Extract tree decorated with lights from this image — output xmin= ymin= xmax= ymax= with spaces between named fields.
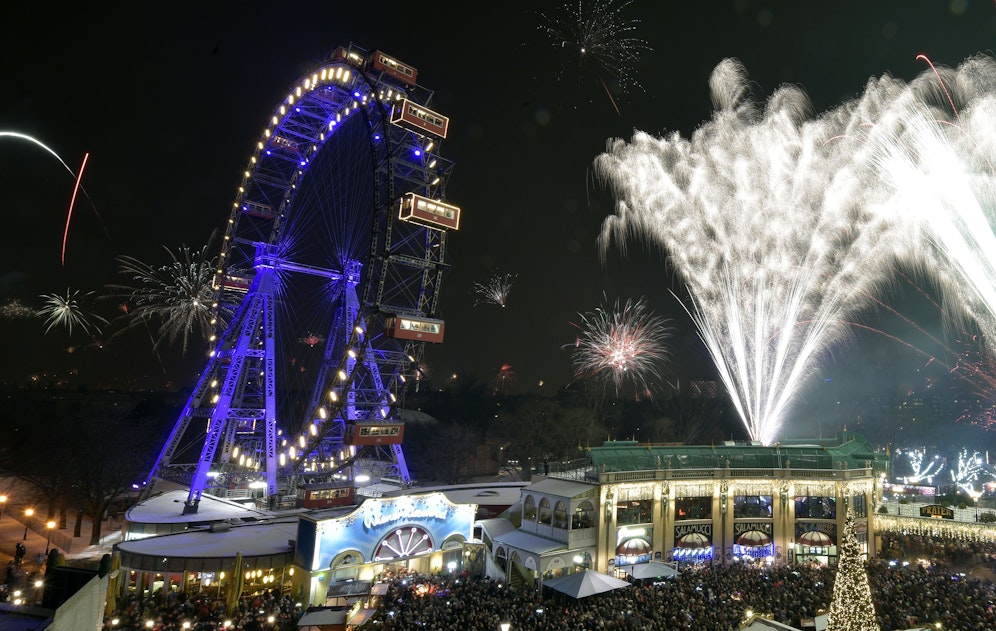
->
xmin=826 ymin=508 xmax=879 ymax=631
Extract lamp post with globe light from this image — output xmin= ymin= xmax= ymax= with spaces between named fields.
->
xmin=969 ymin=489 xmax=982 ymax=521
xmin=0 ymin=494 xmax=7 ymax=522
xmin=23 ymin=508 xmax=34 ymax=540
xmin=45 ymin=520 xmax=56 ymax=554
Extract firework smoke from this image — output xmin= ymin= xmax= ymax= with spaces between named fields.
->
xmin=596 ymin=58 xmax=920 ymax=444
xmin=568 ymin=295 xmax=672 ymax=397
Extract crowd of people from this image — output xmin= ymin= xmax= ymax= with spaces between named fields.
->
xmin=5 ymin=532 xmax=992 ymax=630
xmin=368 ymin=557 xmax=996 ymax=631
xmin=101 ymin=589 xmax=303 ymax=630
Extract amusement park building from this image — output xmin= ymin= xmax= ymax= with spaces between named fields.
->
xmin=110 ymin=432 xmax=886 ymax=606
xmin=485 ymin=430 xmax=888 ymax=584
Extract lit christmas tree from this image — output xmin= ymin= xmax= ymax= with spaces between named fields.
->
xmin=826 ymin=508 xmax=879 ymax=631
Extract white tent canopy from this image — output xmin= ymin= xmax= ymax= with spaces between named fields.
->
xmin=622 ymin=561 xmax=679 ymax=580
xmin=543 ymin=570 xmax=632 ymax=598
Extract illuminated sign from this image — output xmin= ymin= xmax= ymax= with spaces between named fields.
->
xmin=733 ymin=521 xmax=773 ymax=537
xmin=674 ymin=523 xmax=712 ymax=538
xmin=296 ymin=492 xmax=475 ymax=571
xmin=919 ymin=504 xmax=954 ymax=519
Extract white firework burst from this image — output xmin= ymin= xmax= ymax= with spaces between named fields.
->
xmin=872 ymin=55 xmax=996 ymax=345
xmin=109 ymin=244 xmax=226 ymax=354
xmin=536 ymin=0 xmax=652 ymax=114
xmin=596 ymin=58 xmax=922 ymax=444
xmin=473 ymin=272 xmax=517 ymax=308
xmin=37 ymin=289 xmax=107 ymax=337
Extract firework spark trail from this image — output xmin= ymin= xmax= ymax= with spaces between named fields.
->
xmin=62 ymin=152 xmax=89 ymax=266
xmin=0 ymin=132 xmax=107 ymax=248
xmin=473 ymin=272 xmax=517 ymax=307
xmin=596 ymin=58 xmax=920 ymax=444
xmin=568 ymin=295 xmax=672 ymax=397
xmin=872 ymin=56 xmax=996 ymax=347
xmin=948 ymin=334 xmax=996 ymax=430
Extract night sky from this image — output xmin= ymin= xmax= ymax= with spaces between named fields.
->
xmin=2 ymin=2 xmax=995 ymax=444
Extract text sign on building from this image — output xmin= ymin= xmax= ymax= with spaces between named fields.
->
xmin=919 ymin=504 xmax=954 ymax=519
xmin=733 ymin=521 xmax=773 ymax=537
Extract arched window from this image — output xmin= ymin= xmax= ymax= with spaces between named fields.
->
xmin=573 ymin=500 xmax=594 ymax=529
xmin=523 ymin=495 xmax=537 ymax=522
xmin=538 ymin=497 xmax=552 ymax=524
xmin=554 ymin=501 xmax=568 ymax=529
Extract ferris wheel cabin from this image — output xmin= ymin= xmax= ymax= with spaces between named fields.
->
xmin=345 ymin=421 xmax=406 ymax=446
xmin=299 ymin=481 xmax=356 ymax=510
xmin=330 ymin=46 xmax=418 ymax=87
xmin=391 ymin=99 xmax=449 ymax=138
xmin=385 ymin=315 xmax=445 ymax=343
xmin=397 ymin=192 xmax=461 ymax=231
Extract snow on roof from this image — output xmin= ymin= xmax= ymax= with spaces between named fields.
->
xmin=522 ymin=477 xmax=598 ymax=499
xmin=476 ymin=518 xmax=516 ymax=539
xmin=116 ymin=520 xmax=298 ymax=558
xmin=126 ymin=490 xmax=275 ymax=524
xmin=493 ymin=529 xmax=566 ymax=555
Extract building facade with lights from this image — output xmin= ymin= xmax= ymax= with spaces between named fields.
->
xmin=485 ymin=431 xmax=888 ymax=585
xmin=114 ymin=489 xmax=477 ymax=607
xmin=586 ymin=430 xmax=887 ymax=571
xmin=291 ymin=491 xmax=476 ymax=605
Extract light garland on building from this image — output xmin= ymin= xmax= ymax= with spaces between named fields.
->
xmin=875 ymin=514 xmax=996 ymax=544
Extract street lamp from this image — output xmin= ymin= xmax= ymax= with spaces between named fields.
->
xmin=969 ymin=490 xmax=982 ymax=522
xmin=500 ymin=624 xmax=511 ymax=631
xmin=23 ymin=508 xmax=34 ymax=540
xmin=45 ymin=520 xmax=56 ymax=554
xmin=0 ymin=495 xmax=7 ymax=522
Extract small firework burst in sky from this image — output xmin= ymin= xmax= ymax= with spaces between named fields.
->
xmin=109 ymin=244 xmax=224 ymax=354
xmin=299 ymin=332 xmax=325 ymax=348
xmin=37 ymin=289 xmax=107 ymax=336
xmin=536 ymin=0 xmax=652 ymax=115
xmin=568 ymin=296 xmax=672 ymax=396
xmin=473 ymin=272 xmax=517 ymax=308
xmin=1 ymin=298 xmax=35 ymax=319
xmin=495 ymin=363 xmax=518 ymax=395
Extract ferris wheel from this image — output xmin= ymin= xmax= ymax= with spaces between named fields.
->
xmin=147 ymin=45 xmax=461 ymax=514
